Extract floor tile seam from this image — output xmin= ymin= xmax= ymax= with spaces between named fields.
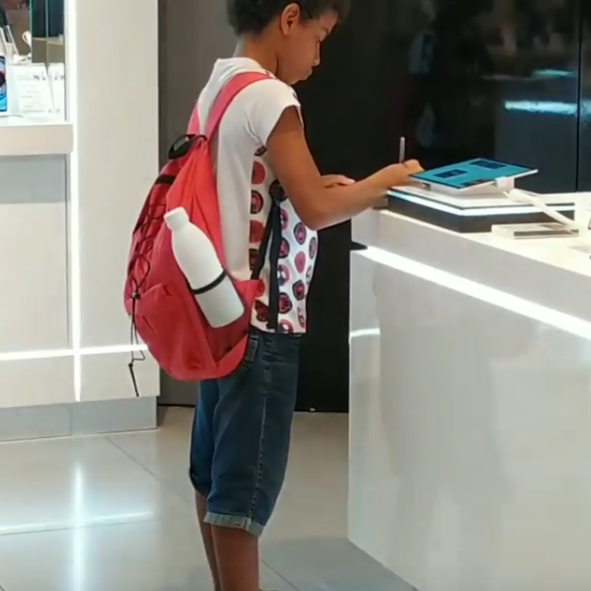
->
xmin=105 ymin=436 xmax=194 ymax=508
xmin=261 ymin=559 xmax=300 ymax=591
xmin=0 ymin=516 xmax=158 ymax=540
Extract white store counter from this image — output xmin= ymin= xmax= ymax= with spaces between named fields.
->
xmin=349 ymin=202 xmax=591 ymax=591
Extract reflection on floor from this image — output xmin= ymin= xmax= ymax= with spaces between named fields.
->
xmin=0 ymin=408 xmax=412 ymax=591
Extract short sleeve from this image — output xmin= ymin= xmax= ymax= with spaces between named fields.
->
xmin=240 ymin=78 xmax=301 ymax=146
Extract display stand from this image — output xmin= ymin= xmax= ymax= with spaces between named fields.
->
xmin=0 ymin=61 xmax=70 ymax=156
xmin=8 ymin=62 xmax=54 ymax=116
xmin=388 ymin=173 xmax=576 ymax=233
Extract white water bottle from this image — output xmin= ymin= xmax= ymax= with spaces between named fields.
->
xmin=164 ymin=207 xmax=244 ymax=328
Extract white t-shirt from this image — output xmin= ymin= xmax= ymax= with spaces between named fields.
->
xmin=196 ymin=57 xmax=318 ymax=334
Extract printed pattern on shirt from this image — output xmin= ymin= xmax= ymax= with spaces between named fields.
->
xmin=248 ymin=148 xmax=317 ymax=334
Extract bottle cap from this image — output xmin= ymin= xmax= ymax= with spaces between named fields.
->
xmin=164 ymin=207 xmax=189 ymax=232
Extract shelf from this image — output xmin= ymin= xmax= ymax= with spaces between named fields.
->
xmin=0 ymin=117 xmax=73 ymax=157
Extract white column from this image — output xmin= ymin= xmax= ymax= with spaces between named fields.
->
xmin=67 ymin=0 xmax=159 ymax=402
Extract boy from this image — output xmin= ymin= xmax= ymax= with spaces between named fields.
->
xmin=189 ymin=2 xmax=423 ymax=590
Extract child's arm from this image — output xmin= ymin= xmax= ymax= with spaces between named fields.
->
xmin=266 ymin=107 xmax=422 ymax=230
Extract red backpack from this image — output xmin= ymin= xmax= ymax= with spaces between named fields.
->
xmin=124 ymin=72 xmax=278 ymax=384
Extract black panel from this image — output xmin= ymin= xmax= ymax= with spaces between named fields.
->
xmin=296 ymin=0 xmax=582 ymax=413
xmin=295 ymin=1 xmax=392 ymax=413
xmin=389 ymin=1 xmax=580 ymax=192
xmin=578 ymin=0 xmax=591 ymax=191
xmin=31 ymin=0 xmax=65 ymax=37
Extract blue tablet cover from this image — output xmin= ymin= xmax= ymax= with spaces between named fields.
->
xmin=0 ymin=56 xmax=6 ymax=114
xmin=411 ymin=159 xmax=536 ymax=190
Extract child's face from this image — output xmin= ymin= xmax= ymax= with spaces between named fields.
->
xmin=276 ymin=6 xmax=338 ymax=85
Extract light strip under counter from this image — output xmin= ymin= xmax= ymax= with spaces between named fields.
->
xmin=0 ymin=344 xmax=147 ymax=363
xmin=368 ymin=207 xmax=591 ymax=326
xmin=358 ymin=245 xmax=591 ymax=342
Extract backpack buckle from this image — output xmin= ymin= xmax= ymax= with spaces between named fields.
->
xmin=168 ymin=134 xmax=203 ymax=160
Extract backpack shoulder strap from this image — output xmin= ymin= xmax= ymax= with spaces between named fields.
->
xmin=188 ymin=72 xmax=271 ymax=137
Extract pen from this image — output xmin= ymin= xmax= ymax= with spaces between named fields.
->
xmin=398 ymin=136 xmax=406 ymax=163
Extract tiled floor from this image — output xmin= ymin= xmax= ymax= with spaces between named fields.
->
xmin=0 ymin=408 xmax=412 ymax=591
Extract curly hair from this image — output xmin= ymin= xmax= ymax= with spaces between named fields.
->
xmin=227 ymin=0 xmax=351 ymax=35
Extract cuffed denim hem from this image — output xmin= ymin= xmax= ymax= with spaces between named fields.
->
xmin=205 ymin=511 xmax=264 ymax=537
xmin=190 ymin=329 xmax=300 ymax=538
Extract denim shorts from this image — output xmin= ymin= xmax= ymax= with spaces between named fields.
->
xmin=189 ymin=328 xmax=300 ymax=537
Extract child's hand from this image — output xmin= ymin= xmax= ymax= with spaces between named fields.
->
xmin=375 ymin=160 xmax=423 ymax=190
xmin=322 ymin=174 xmax=355 ymax=188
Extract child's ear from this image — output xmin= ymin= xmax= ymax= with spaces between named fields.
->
xmin=280 ymin=3 xmax=301 ymax=33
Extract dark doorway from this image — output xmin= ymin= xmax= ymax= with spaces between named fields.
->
xmin=157 ymin=0 xmax=235 ymax=407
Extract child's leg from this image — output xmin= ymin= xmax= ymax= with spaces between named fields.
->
xmin=190 ymin=380 xmax=222 ymax=590
xmin=205 ymin=329 xmax=300 ymax=591
xmin=213 ymin=527 xmax=260 ymax=591
xmin=196 ymin=492 xmax=222 ymax=591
